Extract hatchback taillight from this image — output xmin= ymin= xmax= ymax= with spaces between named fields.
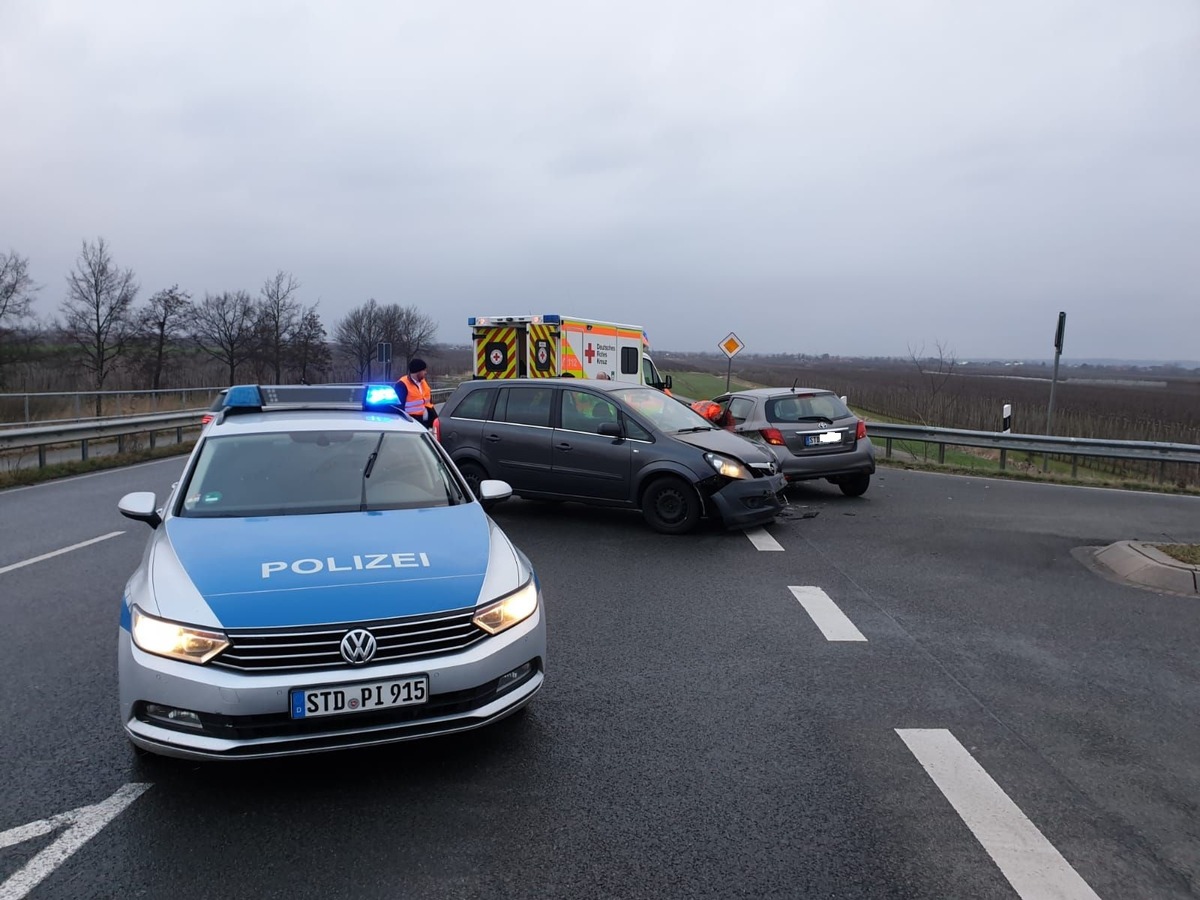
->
xmin=856 ymin=419 xmax=867 ymax=440
xmin=760 ymin=427 xmax=786 ymax=446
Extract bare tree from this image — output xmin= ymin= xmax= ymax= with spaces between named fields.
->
xmin=290 ymin=305 xmax=331 ymax=384
xmin=60 ymin=238 xmax=139 ymax=415
xmin=189 ymin=290 xmax=258 ymax=385
xmin=333 ymin=299 xmax=381 ymax=380
xmin=133 ymin=285 xmax=193 ymax=390
xmin=393 ymin=304 xmax=438 ymax=371
xmin=0 ymin=250 xmax=39 ymax=386
xmin=905 ymin=339 xmax=957 ymax=425
xmin=256 ymin=270 xmax=302 ymax=383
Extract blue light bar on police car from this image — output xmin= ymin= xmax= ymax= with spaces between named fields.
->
xmin=219 ymin=384 xmax=406 ymax=415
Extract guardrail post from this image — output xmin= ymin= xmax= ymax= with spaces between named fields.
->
xmin=938 ymin=443 xmax=945 ymax=464
xmin=999 ymin=448 xmax=1007 ymax=470
xmin=1159 ymin=460 xmax=1167 ymax=484
xmin=118 ymin=435 xmax=125 ymax=454
xmin=149 ymin=431 xmax=157 ymax=450
xmin=38 ymin=445 xmax=45 ymax=468
xmin=24 ymin=394 xmax=30 ymax=423
xmin=885 ymin=437 xmax=893 ymax=459
xmin=176 ymin=427 xmax=183 ymax=443
xmin=1071 ymin=456 xmax=1078 ymax=478
xmin=81 ymin=439 xmax=89 ymax=461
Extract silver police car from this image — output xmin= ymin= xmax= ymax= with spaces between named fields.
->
xmin=118 ymin=384 xmax=545 ymax=760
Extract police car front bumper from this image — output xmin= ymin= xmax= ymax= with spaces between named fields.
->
xmin=708 ymin=472 xmax=788 ymax=529
xmin=119 ymin=603 xmax=545 ymax=761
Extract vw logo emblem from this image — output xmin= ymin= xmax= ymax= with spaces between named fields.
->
xmin=340 ymin=629 xmax=377 ymax=665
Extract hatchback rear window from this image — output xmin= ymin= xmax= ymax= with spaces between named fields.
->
xmin=766 ymin=393 xmax=851 ymax=423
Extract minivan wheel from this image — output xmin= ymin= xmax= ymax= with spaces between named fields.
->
xmin=457 ymin=461 xmax=488 ymax=501
xmin=838 ymin=473 xmax=870 ymax=497
xmin=641 ymin=477 xmax=701 ymax=534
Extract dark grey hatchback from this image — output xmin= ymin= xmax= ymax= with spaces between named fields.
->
xmin=438 ymin=379 xmax=787 ymax=534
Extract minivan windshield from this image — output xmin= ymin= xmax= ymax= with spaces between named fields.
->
xmin=178 ymin=430 xmax=469 ymax=517
xmin=613 ymin=388 xmax=713 ymax=433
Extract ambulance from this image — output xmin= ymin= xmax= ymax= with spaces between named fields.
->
xmin=468 ymin=315 xmax=672 ymax=391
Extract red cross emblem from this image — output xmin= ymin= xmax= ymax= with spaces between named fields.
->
xmin=584 ymin=343 xmax=595 ymax=364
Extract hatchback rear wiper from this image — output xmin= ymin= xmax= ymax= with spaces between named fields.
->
xmin=792 ymin=416 xmax=839 ymax=422
xmin=675 ymin=425 xmax=714 ymax=433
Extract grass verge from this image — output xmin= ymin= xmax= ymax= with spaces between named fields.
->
xmin=1160 ymin=545 xmax=1200 ymax=566
xmin=0 ymin=442 xmax=195 ymax=490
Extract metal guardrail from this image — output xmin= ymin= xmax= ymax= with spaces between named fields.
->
xmin=866 ymin=423 xmax=1200 ymax=481
xmin=0 ymin=388 xmax=458 ymax=469
xmin=0 ymin=388 xmax=223 ymax=425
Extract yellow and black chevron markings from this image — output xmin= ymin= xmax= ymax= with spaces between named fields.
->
xmin=475 ymin=327 xmax=518 ymax=378
xmin=526 ymin=323 xmax=558 ymax=377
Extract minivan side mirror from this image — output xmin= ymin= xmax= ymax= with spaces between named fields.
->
xmin=118 ymin=492 xmax=162 ymax=529
xmin=598 ymin=422 xmax=623 ymax=438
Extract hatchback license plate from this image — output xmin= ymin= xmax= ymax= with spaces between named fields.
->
xmin=805 ymin=432 xmax=842 ymax=446
xmin=290 ymin=676 xmax=429 ymax=719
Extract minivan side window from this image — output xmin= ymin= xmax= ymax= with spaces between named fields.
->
xmin=450 ymin=388 xmax=494 ymax=421
xmin=497 ymin=387 xmax=553 ymax=427
xmin=561 ymin=390 xmax=620 ymax=435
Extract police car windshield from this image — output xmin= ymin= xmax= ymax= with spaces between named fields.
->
xmin=611 ymin=388 xmax=710 ymax=433
xmin=179 ymin=430 xmax=469 ymax=518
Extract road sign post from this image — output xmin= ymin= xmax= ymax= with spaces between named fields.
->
xmin=1044 ymin=312 xmax=1066 ymax=471
xmin=719 ymin=332 xmax=745 ymax=392
xmin=378 ymin=342 xmax=392 ymax=382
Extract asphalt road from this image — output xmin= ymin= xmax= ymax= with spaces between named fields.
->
xmin=2 ymin=462 xmax=1199 ymax=899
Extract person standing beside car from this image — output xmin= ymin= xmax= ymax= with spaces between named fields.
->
xmin=396 ymin=358 xmax=437 ymax=428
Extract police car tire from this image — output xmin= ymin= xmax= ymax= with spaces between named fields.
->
xmin=641 ymin=476 xmax=700 ymax=535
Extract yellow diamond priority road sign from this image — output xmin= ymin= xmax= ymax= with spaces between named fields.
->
xmin=719 ymin=332 xmax=745 ymax=359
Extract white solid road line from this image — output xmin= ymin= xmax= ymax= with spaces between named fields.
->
xmin=896 ymin=729 xmax=1102 ymax=900
xmin=0 ymin=783 xmax=151 ymax=900
xmin=0 ymin=531 xmax=125 ymax=576
xmin=744 ymin=527 xmax=785 ymax=551
xmin=788 ymin=585 xmax=867 ymax=641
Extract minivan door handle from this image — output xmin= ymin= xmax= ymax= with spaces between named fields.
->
xmin=555 ymin=442 xmax=572 ymax=451
xmin=485 ymin=434 xmax=501 ymax=443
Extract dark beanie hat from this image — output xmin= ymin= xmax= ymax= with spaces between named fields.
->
xmin=409 ymin=358 xmax=427 ymax=373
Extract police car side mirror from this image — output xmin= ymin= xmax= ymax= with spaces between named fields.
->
xmin=118 ymin=491 xmax=162 ymax=529
xmin=478 ymin=480 xmax=512 ymax=503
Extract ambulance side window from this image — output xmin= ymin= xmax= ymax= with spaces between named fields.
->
xmin=620 ymin=347 xmax=639 ymax=375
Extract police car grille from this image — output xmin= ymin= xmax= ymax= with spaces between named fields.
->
xmin=212 ymin=608 xmax=487 ymax=672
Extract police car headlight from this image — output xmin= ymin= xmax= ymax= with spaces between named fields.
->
xmin=704 ymin=453 xmax=752 ymax=480
xmin=473 ymin=580 xmax=538 ymax=635
xmin=131 ymin=607 xmax=229 ymax=664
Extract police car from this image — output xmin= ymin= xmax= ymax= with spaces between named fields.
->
xmin=117 ymin=384 xmax=545 ymax=760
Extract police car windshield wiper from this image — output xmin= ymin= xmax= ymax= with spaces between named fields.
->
xmin=360 ymin=434 xmax=386 ymax=510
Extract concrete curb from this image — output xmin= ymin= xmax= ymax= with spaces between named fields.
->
xmin=1093 ymin=541 xmax=1200 ymax=596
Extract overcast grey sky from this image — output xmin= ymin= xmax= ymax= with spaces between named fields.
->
xmin=2 ymin=1 xmax=1198 ymax=361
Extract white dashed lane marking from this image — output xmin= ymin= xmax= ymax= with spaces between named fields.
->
xmin=744 ymin=527 xmax=784 ymax=551
xmin=788 ymin=585 xmax=867 ymax=641
xmin=0 ymin=531 xmax=125 ymax=576
xmin=897 ymin=729 xmax=1102 ymax=900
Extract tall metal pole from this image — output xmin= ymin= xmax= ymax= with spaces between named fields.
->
xmin=1043 ymin=311 xmax=1066 ymax=472
xmin=726 ymin=356 xmax=732 ymax=392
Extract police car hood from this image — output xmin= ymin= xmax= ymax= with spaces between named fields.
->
xmin=153 ymin=506 xmax=508 ymax=629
